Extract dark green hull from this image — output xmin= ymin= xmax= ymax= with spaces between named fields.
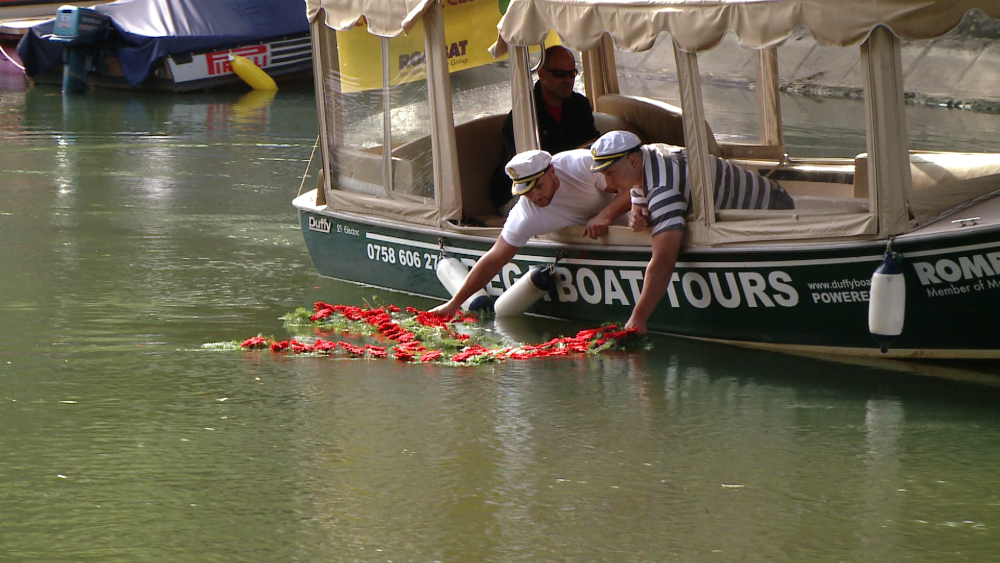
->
xmin=299 ymin=207 xmax=1000 ymax=358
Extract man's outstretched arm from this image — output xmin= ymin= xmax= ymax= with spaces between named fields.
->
xmin=428 ymin=236 xmax=520 ymax=317
xmin=624 ymin=228 xmax=683 ymax=334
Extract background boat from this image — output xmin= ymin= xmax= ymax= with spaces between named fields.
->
xmin=16 ymin=0 xmax=311 ymax=91
xmin=2 ymin=1 xmax=110 ymax=80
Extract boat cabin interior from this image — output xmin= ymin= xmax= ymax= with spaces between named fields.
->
xmin=308 ymin=1 xmax=1000 ymax=248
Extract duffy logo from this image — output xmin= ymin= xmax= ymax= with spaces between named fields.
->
xmin=308 ymin=217 xmax=331 ymax=234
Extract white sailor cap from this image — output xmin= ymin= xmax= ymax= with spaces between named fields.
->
xmin=590 ymin=130 xmax=642 ymax=172
xmin=506 ymin=150 xmax=552 ymax=196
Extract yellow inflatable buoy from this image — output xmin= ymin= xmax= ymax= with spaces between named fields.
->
xmin=229 ymin=54 xmax=277 ymax=90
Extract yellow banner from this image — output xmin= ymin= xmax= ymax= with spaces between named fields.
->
xmin=337 ymin=0 xmax=554 ymax=93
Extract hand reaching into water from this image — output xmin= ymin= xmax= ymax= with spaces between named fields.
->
xmin=428 ymin=301 xmax=460 ymax=318
xmin=624 ymin=315 xmax=647 ymax=335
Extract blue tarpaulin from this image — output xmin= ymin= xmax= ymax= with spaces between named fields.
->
xmin=18 ymin=0 xmax=309 ymax=87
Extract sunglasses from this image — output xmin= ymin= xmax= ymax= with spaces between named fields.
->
xmin=544 ymin=67 xmax=578 ymax=79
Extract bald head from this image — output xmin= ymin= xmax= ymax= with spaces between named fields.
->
xmin=538 ymin=46 xmax=578 ymax=106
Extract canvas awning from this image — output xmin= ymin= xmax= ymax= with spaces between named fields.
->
xmin=306 ymin=0 xmax=435 ymax=36
xmin=495 ymin=0 xmax=1000 ymax=54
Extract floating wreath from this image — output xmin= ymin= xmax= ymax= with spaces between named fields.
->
xmin=204 ymin=301 xmax=642 ymax=365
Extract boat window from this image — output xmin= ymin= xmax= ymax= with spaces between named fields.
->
xmin=615 ymin=32 xmax=872 ymax=159
xmin=898 ymin=35 xmax=1000 ymax=224
xmin=312 ymin=23 xmax=434 ymax=202
xmin=385 ymin=75 xmax=435 ymax=201
xmin=611 ymin=31 xmax=875 ymax=234
xmin=450 ymin=61 xmax=511 ymax=127
xmin=775 ymin=32 xmax=866 ymax=159
xmin=900 ymin=30 xmax=1000 ymax=156
xmin=616 ymin=33 xmax=763 ymax=145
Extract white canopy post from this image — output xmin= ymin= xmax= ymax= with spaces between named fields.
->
xmin=861 ymin=25 xmax=912 ymax=236
xmin=310 ymin=18 xmax=340 ymax=206
xmin=673 ymin=42 xmax=714 ymax=229
xmin=423 ymin=0 xmax=462 ymax=222
xmin=755 ymin=48 xmax=784 ymax=150
xmin=509 ymin=44 xmax=540 ymax=153
xmin=380 ymin=36 xmax=395 ymax=197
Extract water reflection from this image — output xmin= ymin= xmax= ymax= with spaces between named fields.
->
xmin=2 ymin=83 xmax=999 ymax=562
xmin=15 ymin=85 xmax=292 ymax=137
xmin=277 ymin=306 xmax=1000 ymax=561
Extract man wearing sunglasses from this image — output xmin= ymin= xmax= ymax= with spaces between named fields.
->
xmin=490 ymin=45 xmax=600 ymax=214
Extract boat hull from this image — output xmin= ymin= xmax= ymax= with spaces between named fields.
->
xmin=26 ymin=33 xmax=312 ymax=92
xmin=296 ymin=196 xmax=1000 ymax=359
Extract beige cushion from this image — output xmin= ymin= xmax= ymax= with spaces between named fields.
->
xmin=593 ymin=111 xmax=643 ymax=139
xmin=454 ymin=113 xmax=509 ymax=220
xmin=595 ymin=94 xmax=721 ymax=155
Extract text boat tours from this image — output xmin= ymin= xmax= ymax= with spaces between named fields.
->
xmin=293 ymin=0 xmax=1000 ymax=360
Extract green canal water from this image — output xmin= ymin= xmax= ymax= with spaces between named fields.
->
xmin=1 ymin=81 xmax=998 ymax=562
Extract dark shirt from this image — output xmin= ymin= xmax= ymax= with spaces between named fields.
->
xmin=490 ymin=81 xmax=600 ymax=210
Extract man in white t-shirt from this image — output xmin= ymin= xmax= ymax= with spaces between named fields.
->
xmin=429 ymin=149 xmax=631 ymax=317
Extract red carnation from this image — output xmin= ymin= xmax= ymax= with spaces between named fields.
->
xmin=419 ymin=350 xmax=443 ymax=362
xmin=313 ymin=301 xmax=335 ymax=311
xmin=241 ymin=336 xmax=269 ymax=349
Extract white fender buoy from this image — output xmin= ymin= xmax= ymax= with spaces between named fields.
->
xmin=494 ymin=265 xmax=555 ymax=317
xmin=436 ymin=257 xmax=492 ymax=311
xmin=229 ymin=54 xmax=277 ymax=90
xmin=868 ymin=252 xmax=906 ymax=353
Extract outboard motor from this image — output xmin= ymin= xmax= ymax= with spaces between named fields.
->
xmin=46 ymin=6 xmax=112 ymax=92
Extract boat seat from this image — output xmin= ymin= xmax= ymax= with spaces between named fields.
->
xmin=595 ymin=93 xmax=721 ymax=156
xmin=854 ymin=151 xmax=1000 ymax=193
xmin=853 ymin=154 xmax=869 ymax=199
xmin=332 ymin=146 xmax=430 ymax=198
xmin=453 ymin=113 xmax=509 ymax=222
xmin=593 ymin=111 xmax=643 ymax=138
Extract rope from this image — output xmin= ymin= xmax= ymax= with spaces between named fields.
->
xmin=297 ymin=135 xmax=320 ymax=197
xmin=0 ymin=43 xmax=26 ymax=71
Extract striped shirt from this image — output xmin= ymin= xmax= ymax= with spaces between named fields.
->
xmin=637 ymin=144 xmax=793 ymax=235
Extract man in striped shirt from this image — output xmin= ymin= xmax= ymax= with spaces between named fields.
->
xmin=591 ymin=130 xmax=794 ymax=333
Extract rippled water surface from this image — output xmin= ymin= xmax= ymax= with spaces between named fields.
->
xmin=1 ymin=80 xmax=999 ymax=563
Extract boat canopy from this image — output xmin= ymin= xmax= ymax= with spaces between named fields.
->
xmin=306 ymin=0 xmax=434 ymax=36
xmin=305 ymin=0 xmax=1000 ymax=243
xmin=19 ymin=0 xmax=309 ymax=87
xmin=494 ymin=0 xmax=1000 ymax=54
xmin=493 ymin=0 xmax=1000 ymax=243
xmin=308 ymin=0 xmax=516 ymax=226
